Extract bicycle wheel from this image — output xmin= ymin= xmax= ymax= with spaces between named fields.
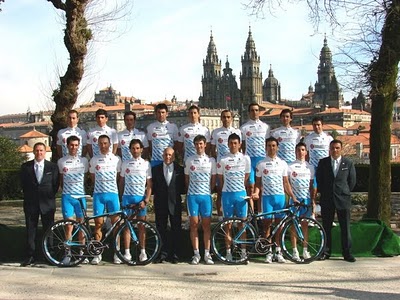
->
xmin=280 ymin=217 xmax=326 ymax=263
xmin=114 ymin=219 xmax=161 ymax=266
xmin=211 ymin=218 xmax=257 ymax=265
xmin=42 ymin=220 xmax=90 ymax=267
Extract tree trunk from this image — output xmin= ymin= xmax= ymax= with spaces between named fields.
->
xmin=367 ymin=1 xmax=400 ymax=224
xmin=48 ymin=0 xmax=91 ymax=162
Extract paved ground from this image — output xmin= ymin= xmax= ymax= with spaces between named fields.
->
xmin=1 ymin=257 xmax=400 ymax=299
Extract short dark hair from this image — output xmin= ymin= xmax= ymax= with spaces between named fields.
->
xmin=280 ymin=108 xmax=293 ymax=118
xmin=124 ymin=111 xmax=136 ymax=120
xmin=266 ymin=136 xmax=279 ymax=147
xmin=188 ymin=105 xmax=200 ymax=113
xmin=33 ymin=142 xmax=46 ymax=150
xmin=155 ymin=103 xmax=168 ymax=112
xmin=96 ymin=109 xmax=108 ymax=118
xmin=98 ymin=134 xmax=110 ymax=143
xmin=330 ymin=139 xmax=342 ymax=147
xmin=220 ymin=109 xmax=231 ymax=118
xmin=129 ymin=138 xmax=144 ymax=149
xmin=66 ymin=135 xmax=80 ymax=145
xmin=68 ymin=109 xmax=79 ymax=117
xmin=193 ymin=134 xmax=206 ymax=144
xmin=312 ymin=116 xmax=324 ymax=124
xmin=295 ymin=141 xmax=307 ymax=151
xmin=228 ymin=133 xmax=241 ymax=143
xmin=248 ymin=103 xmax=259 ymax=112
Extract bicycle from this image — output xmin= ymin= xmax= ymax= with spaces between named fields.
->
xmin=211 ymin=198 xmax=326 ymax=264
xmin=42 ymin=195 xmax=161 ymax=267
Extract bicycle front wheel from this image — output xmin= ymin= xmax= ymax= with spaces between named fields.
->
xmin=114 ymin=219 xmax=161 ymax=266
xmin=42 ymin=220 xmax=90 ymax=267
xmin=280 ymin=217 xmax=326 ymax=263
xmin=211 ymin=218 xmax=257 ymax=265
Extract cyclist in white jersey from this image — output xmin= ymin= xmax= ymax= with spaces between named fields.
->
xmin=56 ymin=109 xmax=87 ymax=157
xmin=57 ymin=135 xmax=89 ymax=265
xmin=255 ymin=137 xmax=297 ymax=264
xmin=117 ymin=111 xmax=149 ymax=162
xmin=119 ymin=139 xmax=152 ymax=263
xmin=177 ymin=105 xmax=210 ymax=163
xmin=210 ymin=110 xmax=241 ymax=221
xmin=87 ymin=109 xmax=118 ymax=158
xmin=146 ymin=103 xmax=179 ymax=167
xmin=217 ymin=133 xmax=251 ymax=262
xmin=240 ymin=103 xmax=269 ymax=209
xmin=270 ymin=109 xmax=301 ymax=164
xmin=304 ymin=116 xmax=333 ymax=201
xmin=184 ymin=135 xmax=216 ymax=265
xmin=89 ymin=135 xmax=121 ymax=265
xmin=288 ymin=142 xmax=316 ymax=261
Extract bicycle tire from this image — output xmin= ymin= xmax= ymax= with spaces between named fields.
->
xmin=211 ymin=218 xmax=257 ymax=265
xmin=42 ymin=220 xmax=90 ymax=267
xmin=114 ymin=219 xmax=161 ymax=266
xmin=280 ymin=217 xmax=326 ymax=263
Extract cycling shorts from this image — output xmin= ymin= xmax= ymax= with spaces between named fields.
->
xmin=221 ymin=191 xmax=248 ymax=218
xmin=93 ymin=192 xmax=120 ymax=216
xmin=61 ymin=194 xmax=86 ymax=219
xmin=261 ymin=194 xmax=286 ymax=219
xmin=290 ymin=198 xmax=312 ymax=217
xmin=187 ymin=194 xmax=212 ymax=217
xmin=122 ymin=195 xmax=146 ymax=217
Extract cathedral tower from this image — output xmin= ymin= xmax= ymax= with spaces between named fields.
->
xmin=240 ymin=27 xmax=263 ymax=108
xmin=263 ymin=65 xmax=281 ymax=103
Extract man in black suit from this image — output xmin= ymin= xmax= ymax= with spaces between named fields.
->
xmin=316 ymin=139 xmax=357 ymax=262
xmin=152 ymin=147 xmax=185 ymax=263
xmin=20 ymin=142 xmax=59 ymax=266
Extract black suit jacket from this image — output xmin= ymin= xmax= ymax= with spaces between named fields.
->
xmin=316 ymin=156 xmax=356 ymax=210
xmin=20 ymin=159 xmax=59 ymax=215
xmin=152 ymin=162 xmax=185 ymax=216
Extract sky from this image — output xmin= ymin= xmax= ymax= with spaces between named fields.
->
xmin=0 ymin=0 xmax=354 ymax=115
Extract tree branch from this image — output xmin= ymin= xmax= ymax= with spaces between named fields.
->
xmin=47 ymin=0 xmax=67 ymax=11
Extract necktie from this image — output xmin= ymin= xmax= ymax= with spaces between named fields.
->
xmin=35 ymin=163 xmax=43 ymax=183
xmin=333 ymin=160 xmax=339 ymax=177
xmin=165 ymin=165 xmax=172 ymax=186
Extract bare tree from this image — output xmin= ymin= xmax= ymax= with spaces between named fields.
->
xmin=47 ymin=0 xmax=131 ymax=161
xmin=247 ymin=0 xmax=400 ymax=224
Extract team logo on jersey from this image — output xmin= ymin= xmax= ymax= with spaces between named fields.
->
xmin=93 ymin=137 xmax=97 ymax=143
xmin=152 ymin=132 xmax=157 ymax=137
xmin=225 ymin=165 xmax=231 ymax=170
xmin=292 ymin=171 xmax=298 ymax=177
xmin=218 ymin=138 xmax=223 ymax=143
xmin=185 ymin=133 xmax=190 ymax=138
xmin=63 ymin=167 xmax=68 ymax=172
xmin=310 ymin=144 xmax=315 ymax=149
xmin=95 ymin=165 xmax=101 ymax=170
xmin=126 ymin=168 xmax=130 ymax=173
xmin=121 ymin=140 xmax=126 ymax=145
xmin=190 ymin=165 xmax=196 ymax=171
xmin=263 ymin=169 xmax=269 ymax=175
xmin=246 ymin=131 xmax=252 ymax=136
xmin=278 ymin=137 xmax=283 ymax=142
xmin=217 ymin=163 xmax=221 ymax=168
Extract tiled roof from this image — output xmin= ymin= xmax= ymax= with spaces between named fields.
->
xmin=18 ymin=145 xmax=33 ymax=153
xmin=20 ymin=130 xmax=49 ymax=138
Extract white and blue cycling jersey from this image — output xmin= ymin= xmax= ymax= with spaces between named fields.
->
xmin=178 ymin=123 xmax=210 ymax=162
xmin=240 ymin=119 xmax=269 ymax=158
xmin=57 ymin=127 xmax=87 ymax=157
xmin=270 ymin=126 xmax=301 ymax=164
xmin=184 ymin=154 xmax=216 ymax=195
xmin=217 ymin=152 xmax=251 ymax=192
xmin=304 ymin=132 xmax=333 ymax=168
xmin=89 ymin=153 xmax=121 ymax=194
xmin=211 ymin=126 xmax=241 ymax=161
xmin=118 ymin=128 xmax=149 ymax=162
xmin=146 ymin=121 xmax=179 ymax=162
xmin=256 ymin=156 xmax=288 ymax=196
xmin=287 ymin=160 xmax=315 ymax=200
xmin=120 ymin=157 xmax=151 ymax=196
xmin=58 ymin=155 xmax=88 ymax=195
xmin=87 ymin=125 xmax=118 ymax=156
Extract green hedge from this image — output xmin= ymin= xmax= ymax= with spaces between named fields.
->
xmin=354 ymin=164 xmax=400 ymax=192
xmin=0 ymin=169 xmax=23 ymax=200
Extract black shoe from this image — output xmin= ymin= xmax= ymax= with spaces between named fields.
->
xmin=154 ymin=255 xmax=167 ymax=264
xmin=20 ymin=256 xmax=35 ymax=267
xmin=169 ymin=255 xmax=179 ymax=264
xmin=344 ymin=255 xmax=356 ymax=262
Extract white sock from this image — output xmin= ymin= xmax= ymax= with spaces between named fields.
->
xmin=293 ymin=248 xmax=299 ymax=254
xmin=276 ymin=247 xmax=281 ymax=254
xmin=204 ymin=249 xmax=210 ymax=257
xmin=125 ymin=249 xmax=130 ymax=255
xmin=194 ymin=249 xmax=200 ymax=256
xmin=141 ymin=248 xmax=146 ymax=254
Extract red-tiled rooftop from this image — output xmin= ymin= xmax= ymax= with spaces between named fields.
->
xmin=20 ymin=130 xmax=49 ymax=138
